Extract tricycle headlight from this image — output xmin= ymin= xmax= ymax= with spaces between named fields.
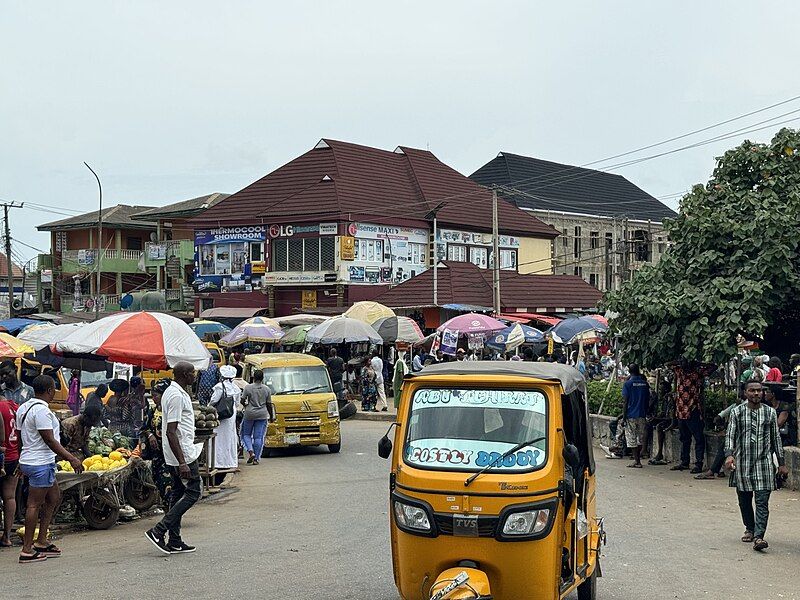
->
xmin=502 ymin=508 xmax=551 ymax=536
xmin=327 ymin=400 xmax=339 ymax=418
xmin=393 ymin=501 xmax=431 ymax=531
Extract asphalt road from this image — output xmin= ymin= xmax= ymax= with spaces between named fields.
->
xmin=3 ymin=420 xmax=800 ymax=599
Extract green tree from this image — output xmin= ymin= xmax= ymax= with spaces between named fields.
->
xmin=604 ymin=128 xmax=800 ymax=367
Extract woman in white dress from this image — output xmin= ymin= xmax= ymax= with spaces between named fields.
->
xmin=210 ymin=365 xmax=241 ymax=471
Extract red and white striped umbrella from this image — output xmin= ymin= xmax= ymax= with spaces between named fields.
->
xmin=53 ymin=312 xmax=211 ymax=371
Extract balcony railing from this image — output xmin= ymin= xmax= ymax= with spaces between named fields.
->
xmin=59 ymin=288 xmax=187 ymax=314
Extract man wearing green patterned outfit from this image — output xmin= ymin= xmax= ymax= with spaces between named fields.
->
xmin=724 ymin=380 xmax=788 ymax=551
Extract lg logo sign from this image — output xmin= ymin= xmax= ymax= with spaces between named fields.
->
xmin=269 ymin=224 xmax=294 ymax=238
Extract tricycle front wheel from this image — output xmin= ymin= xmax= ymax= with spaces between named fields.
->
xmin=81 ymin=495 xmax=120 ymax=530
xmin=577 ymin=570 xmax=597 ymax=600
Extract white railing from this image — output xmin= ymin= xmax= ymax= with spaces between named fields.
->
xmin=62 ymin=248 xmax=142 ymax=262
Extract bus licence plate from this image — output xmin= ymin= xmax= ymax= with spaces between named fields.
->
xmin=284 ymin=434 xmax=301 ymax=445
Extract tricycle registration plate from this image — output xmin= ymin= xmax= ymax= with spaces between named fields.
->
xmin=453 ymin=514 xmax=479 ymax=537
xmin=284 ymin=434 xmax=301 ymax=445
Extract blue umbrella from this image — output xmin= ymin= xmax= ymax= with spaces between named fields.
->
xmin=486 ymin=324 xmax=544 ymax=351
xmin=188 ymin=320 xmax=232 ymax=340
xmin=548 ymin=316 xmax=608 ymax=344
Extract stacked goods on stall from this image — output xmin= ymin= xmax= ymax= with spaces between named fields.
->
xmin=87 ymin=427 xmax=133 ymax=456
xmin=80 ymin=453 xmax=129 ymax=472
xmin=194 ymin=402 xmax=220 ymax=433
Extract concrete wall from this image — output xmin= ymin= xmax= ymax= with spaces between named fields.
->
xmin=589 ymin=414 xmax=798 ymax=489
xmin=517 ymin=237 xmax=553 ymax=274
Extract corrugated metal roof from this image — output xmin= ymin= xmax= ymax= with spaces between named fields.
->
xmin=38 ymin=205 xmax=157 ymax=231
xmin=470 ymin=152 xmax=677 ymax=222
xmin=132 ymin=193 xmax=230 ymax=221
xmin=190 ymin=140 xmax=559 ymax=239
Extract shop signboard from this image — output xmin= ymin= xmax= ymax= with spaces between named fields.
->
xmin=319 ymin=223 xmax=338 ymax=236
xmin=340 ymin=236 xmax=355 ymax=261
xmin=437 ymin=228 xmax=520 ymax=248
xmin=301 ymin=290 xmax=317 ymax=309
xmin=263 ymin=272 xmax=333 ymax=285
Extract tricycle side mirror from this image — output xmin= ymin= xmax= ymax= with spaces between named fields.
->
xmin=377 ymin=422 xmax=398 ymax=459
xmin=378 ymin=435 xmax=393 ymax=459
xmin=563 ymin=443 xmax=580 ymax=473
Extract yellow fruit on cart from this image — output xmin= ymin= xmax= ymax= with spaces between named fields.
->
xmin=109 ymin=451 xmax=122 ymax=461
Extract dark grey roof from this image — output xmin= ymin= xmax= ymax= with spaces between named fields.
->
xmin=470 ymin=152 xmax=677 ymax=222
xmin=132 ymin=193 xmax=230 ymax=221
xmin=38 ymin=205 xmax=157 ymax=231
xmin=409 ymin=361 xmax=586 ymax=395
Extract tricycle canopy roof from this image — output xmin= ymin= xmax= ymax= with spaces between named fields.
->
xmin=409 ymin=361 xmax=586 ymax=396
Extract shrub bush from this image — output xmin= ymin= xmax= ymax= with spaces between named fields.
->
xmin=587 ymin=380 xmax=623 ymax=417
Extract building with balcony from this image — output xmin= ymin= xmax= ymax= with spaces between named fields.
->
xmin=188 ymin=139 xmax=561 ymax=317
xmin=470 ymin=152 xmax=678 ymax=291
xmin=38 ymin=205 xmax=157 ymax=313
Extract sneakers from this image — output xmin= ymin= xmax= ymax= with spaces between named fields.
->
xmin=167 ymin=541 xmax=196 ymax=554
xmin=145 ymin=528 xmax=171 ymax=555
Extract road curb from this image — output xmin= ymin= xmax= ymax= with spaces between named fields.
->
xmin=350 ymin=411 xmax=397 ymax=422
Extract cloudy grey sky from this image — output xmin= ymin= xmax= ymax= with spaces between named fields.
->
xmin=2 ymin=1 xmax=799 ymax=263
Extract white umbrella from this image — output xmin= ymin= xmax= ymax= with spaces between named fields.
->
xmin=305 ymin=316 xmax=383 ymax=345
xmin=19 ymin=323 xmax=85 ymax=351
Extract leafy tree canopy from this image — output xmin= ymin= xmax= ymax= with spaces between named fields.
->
xmin=604 ymin=128 xmax=800 ymax=367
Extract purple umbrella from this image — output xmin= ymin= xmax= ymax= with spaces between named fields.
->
xmin=437 ymin=313 xmax=507 ymax=335
xmin=219 ymin=316 xmax=284 ymax=347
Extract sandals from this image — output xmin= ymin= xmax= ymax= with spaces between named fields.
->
xmin=753 ymin=538 xmax=769 ymax=551
xmin=0 ymin=539 xmax=13 ymax=548
xmin=648 ymin=458 xmax=668 ymax=466
xmin=626 ymin=463 xmax=643 ymax=468
xmin=741 ymin=531 xmax=754 ymax=543
xmin=694 ymin=472 xmax=717 ymax=480
xmin=670 ymin=464 xmax=689 ymax=471
xmin=689 ymin=465 xmax=705 ymax=474
xmin=33 ymin=543 xmax=61 ymax=557
xmin=19 ymin=550 xmax=47 ymax=564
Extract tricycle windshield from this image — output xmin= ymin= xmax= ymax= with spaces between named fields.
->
xmin=404 ymin=387 xmax=548 ymax=473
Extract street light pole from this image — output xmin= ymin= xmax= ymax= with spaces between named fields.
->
xmin=424 ymin=202 xmax=446 ymax=309
xmin=84 ymin=162 xmax=102 ymax=321
xmin=492 ymin=187 xmax=501 ymax=315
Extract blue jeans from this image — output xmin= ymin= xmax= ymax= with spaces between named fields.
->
xmin=241 ymin=419 xmax=267 ymax=459
xmin=737 ymin=490 xmax=771 ymax=539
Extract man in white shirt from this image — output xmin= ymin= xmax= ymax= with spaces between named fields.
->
xmin=371 ymin=350 xmax=387 ymax=412
xmin=16 ymin=375 xmax=83 ymax=564
xmin=146 ymin=362 xmax=201 ymax=555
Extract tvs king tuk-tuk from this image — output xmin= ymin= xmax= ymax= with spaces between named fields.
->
xmin=378 ymin=362 xmax=605 ymax=600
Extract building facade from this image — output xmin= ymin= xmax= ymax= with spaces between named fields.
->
xmin=470 ymin=152 xmax=678 ymax=291
xmin=188 ymin=139 xmax=560 ymax=316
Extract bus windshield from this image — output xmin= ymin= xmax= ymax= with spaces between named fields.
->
xmin=404 ymin=387 xmax=548 ymax=473
xmin=262 ymin=366 xmax=332 ymax=395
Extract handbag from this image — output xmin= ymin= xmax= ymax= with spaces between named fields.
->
xmin=215 ymin=383 xmax=235 ymax=420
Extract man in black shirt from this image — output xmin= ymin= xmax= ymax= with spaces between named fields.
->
xmin=326 ymin=349 xmax=345 ymax=388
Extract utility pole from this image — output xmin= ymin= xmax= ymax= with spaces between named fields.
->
xmin=84 ymin=162 xmax=103 ymax=321
xmin=622 ymin=217 xmax=629 ymax=284
xmin=1 ymin=202 xmax=22 ymax=318
xmin=424 ymin=202 xmax=446 ymax=309
xmin=492 ymin=187 xmax=501 ymax=315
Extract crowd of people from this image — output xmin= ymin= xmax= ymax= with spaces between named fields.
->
xmin=606 ymin=355 xmax=795 ymax=553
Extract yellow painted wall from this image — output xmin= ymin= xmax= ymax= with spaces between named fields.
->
xmin=517 ymin=237 xmax=553 ymax=274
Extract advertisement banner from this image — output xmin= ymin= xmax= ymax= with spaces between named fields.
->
xmin=440 ymin=328 xmax=458 ymax=356
xmin=438 ymin=228 xmax=520 ymax=248
xmin=301 ymin=290 xmax=317 ymax=309
xmin=148 ymin=244 xmax=167 ymax=260
xmin=340 ymin=236 xmax=355 ymax=261
xmin=195 ymin=226 xmax=266 ymax=245
xmin=319 ymin=223 xmax=338 ymax=236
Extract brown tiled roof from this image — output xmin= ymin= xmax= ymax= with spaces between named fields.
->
xmin=374 ymin=261 xmax=602 ymax=312
xmin=38 ymin=205 xmax=156 ymax=231
xmin=190 ymin=139 xmax=559 ymax=239
xmin=0 ymin=252 xmax=24 ymax=279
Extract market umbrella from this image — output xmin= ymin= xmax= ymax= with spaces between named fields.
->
xmin=0 ymin=318 xmax=44 ymax=334
xmin=53 ymin=312 xmax=211 ymax=371
xmin=19 ymin=323 xmax=84 ymax=350
xmin=372 ymin=316 xmax=424 ymax=344
xmin=548 ymin=316 xmax=608 ymax=344
xmin=279 ymin=324 xmax=315 ymax=346
xmin=343 ymin=301 xmax=395 ymax=325
xmin=274 ymin=314 xmax=329 ymax=327
xmin=305 ymin=316 xmax=383 ymax=345
xmin=586 ymin=314 xmax=608 ymax=327
xmin=0 ymin=333 xmax=34 ymax=358
xmin=219 ymin=316 xmax=284 ymax=347
xmin=437 ymin=313 xmax=507 ymax=335
xmin=487 ymin=324 xmax=543 ymax=352
xmin=188 ymin=320 xmax=232 ymax=339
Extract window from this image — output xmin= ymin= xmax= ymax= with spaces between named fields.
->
xmin=574 ymin=266 xmax=583 ymax=277
xmin=605 ymin=264 xmax=612 ymax=291
xmin=448 ymin=244 xmax=466 ymax=262
xmin=589 ymin=273 xmax=598 ymax=287
xmin=409 ymin=243 xmax=426 ymax=265
xmin=632 ymin=230 xmax=651 ymax=262
xmin=562 ymin=229 xmax=569 ymax=248
xmin=272 ymin=238 xmax=336 ymax=272
xmin=605 ymin=232 xmax=613 ymax=250
xmin=499 ymin=249 xmax=516 ymax=270
xmin=573 ymin=226 xmax=582 ymax=259
xmin=590 ymin=231 xmax=599 ymax=250
xmin=126 ymin=237 xmax=142 ymax=251
xmin=215 ymin=244 xmax=231 ymax=274
xmin=469 ymin=247 xmax=488 ymax=269
xmin=321 ymin=237 xmax=335 ymax=270
xmin=657 ymin=237 xmax=666 ymax=254
xmin=251 ymin=242 xmax=264 ymax=262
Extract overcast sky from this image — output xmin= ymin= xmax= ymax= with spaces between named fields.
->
xmin=2 ymin=1 xmax=799 ymax=264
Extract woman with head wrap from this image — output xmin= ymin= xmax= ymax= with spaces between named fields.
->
xmin=210 ymin=365 xmax=241 ymax=470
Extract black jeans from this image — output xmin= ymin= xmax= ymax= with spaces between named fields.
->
xmin=737 ymin=489 xmax=771 ymax=539
xmin=678 ymin=410 xmax=705 ymax=468
xmin=153 ymin=459 xmax=201 ymax=543
xmin=709 ymin=444 xmax=725 ymax=474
